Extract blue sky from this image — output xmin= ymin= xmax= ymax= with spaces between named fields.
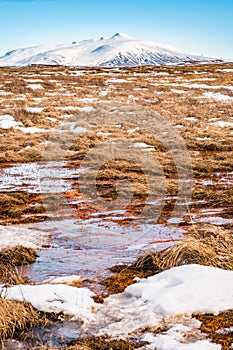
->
xmin=0 ymin=0 xmax=232 ymax=59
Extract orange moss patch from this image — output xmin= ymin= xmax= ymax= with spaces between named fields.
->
xmin=194 ymin=310 xmax=233 ymax=350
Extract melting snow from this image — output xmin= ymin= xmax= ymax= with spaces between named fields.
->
xmin=213 ymin=120 xmax=233 ymax=127
xmin=25 ymin=107 xmax=44 ymax=113
xmin=27 ymin=84 xmax=44 ymax=90
xmin=1 ymin=284 xmax=95 ymax=323
xmin=203 ymin=92 xmax=233 ymax=101
xmin=0 ymin=114 xmax=22 ymax=129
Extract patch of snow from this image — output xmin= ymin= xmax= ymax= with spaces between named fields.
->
xmin=77 ymin=106 xmax=94 ymax=112
xmin=196 ymin=137 xmax=212 ymax=141
xmin=27 ymin=84 xmax=44 ymax=90
xmin=99 ymin=90 xmax=109 ymax=97
xmin=184 ymin=117 xmax=198 ymax=121
xmin=17 ymin=126 xmax=49 ymax=133
xmin=134 ymin=142 xmax=155 ymax=150
xmin=213 ymin=120 xmax=233 ymax=127
xmin=0 ymin=114 xmax=22 ymax=129
xmin=170 ymin=89 xmax=187 ymax=94
xmin=1 ymin=284 xmax=95 ymax=323
xmin=0 ymin=91 xmax=12 ymax=96
xmin=203 ymin=92 xmax=233 ymax=101
xmin=107 ymin=78 xmax=128 ymax=83
xmin=217 ymin=69 xmax=233 ymax=73
xmin=76 ymin=97 xmax=97 ymax=103
xmin=141 ymin=327 xmax=221 ymax=349
xmin=83 ymin=264 xmax=233 ymax=344
xmin=25 ymin=107 xmax=44 ymax=113
xmin=43 ymin=275 xmax=81 ymax=284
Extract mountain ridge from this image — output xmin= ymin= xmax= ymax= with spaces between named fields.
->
xmin=0 ymin=33 xmax=215 ymax=67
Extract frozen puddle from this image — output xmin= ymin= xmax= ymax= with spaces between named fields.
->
xmin=0 ymin=161 xmax=84 ymax=193
xmin=20 ymin=220 xmax=184 ymax=284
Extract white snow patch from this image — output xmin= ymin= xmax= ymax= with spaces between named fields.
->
xmin=212 ymin=120 xmax=233 ymax=128
xmin=1 ymin=284 xmax=95 ymax=322
xmin=43 ymin=275 xmax=81 ymax=284
xmin=184 ymin=117 xmax=198 ymax=122
xmin=84 ymin=264 xmax=233 ymax=339
xmin=134 ymin=142 xmax=155 ymax=151
xmin=25 ymin=107 xmax=44 ymax=113
xmin=77 ymin=106 xmax=94 ymax=112
xmin=17 ymin=126 xmax=49 ymax=133
xmin=27 ymin=84 xmax=44 ymax=90
xmin=107 ymin=78 xmax=128 ymax=83
xmin=0 ymin=114 xmax=23 ymax=129
xmin=170 ymin=89 xmax=187 ymax=94
xmin=141 ymin=327 xmax=221 ymax=349
xmin=217 ymin=69 xmax=233 ymax=73
xmin=203 ymin=92 xmax=233 ymax=101
xmin=0 ymin=114 xmax=22 ymax=129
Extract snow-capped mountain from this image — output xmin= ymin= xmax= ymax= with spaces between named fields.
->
xmin=0 ymin=33 xmax=213 ymax=67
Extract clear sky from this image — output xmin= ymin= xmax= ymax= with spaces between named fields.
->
xmin=0 ymin=0 xmax=232 ymax=60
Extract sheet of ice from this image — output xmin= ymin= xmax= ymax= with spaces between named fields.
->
xmin=0 ymin=224 xmax=51 ymax=249
xmin=0 ymin=114 xmax=23 ymax=129
xmin=0 ymin=161 xmax=83 ymax=193
xmin=203 ymin=92 xmax=233 ymax=101
xmin=27 ymin=84 xmax=44 ymax=90
xmin=1 ymin=284 xmax=95 ymax=322
xmin=194 ymin=217 xmax=233 ymax=225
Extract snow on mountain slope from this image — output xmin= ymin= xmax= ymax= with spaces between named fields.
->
xmin=0 ymin=33 xmax=213 ymax=67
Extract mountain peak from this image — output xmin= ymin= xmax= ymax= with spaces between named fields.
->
xmin=111 ymin=33 xmax=131 ymax=40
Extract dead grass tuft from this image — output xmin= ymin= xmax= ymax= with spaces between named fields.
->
xmin=106 ymin=224 xmax=233 ymax=293
xmin=194 ymin=310 xmax=233 ymax=350
xmin=134 ymin=224 xmax=233 ymax=272
xmin=0 ymin=299 xmax=47 ymax=343
xmin=0 ymin=246 xmax=37 ymax=285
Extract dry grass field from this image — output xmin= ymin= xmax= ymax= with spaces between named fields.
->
xmin=0 ymin=62 xmax=232 ymax=348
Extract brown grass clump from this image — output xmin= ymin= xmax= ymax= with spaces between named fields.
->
xmin=0 ymin=246 xmax=37 ymax=285
xmin=0 ymin=299 xmax=47 ymax=343
xmin=0 ymin=246 xmax=37 ymax=266
xmin=133 ymin=224 xmax=233 ymax=272
xmin=69 ymin=336 xmax=146 ymax=350
xmin=105 ymin=224 xmax=233 ymax=293
xmin=194 ymin=310 xmax=233 ymax=350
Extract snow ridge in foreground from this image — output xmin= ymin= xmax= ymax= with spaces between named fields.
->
xmin=1 ymin=264 xmax=232 ymax=349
